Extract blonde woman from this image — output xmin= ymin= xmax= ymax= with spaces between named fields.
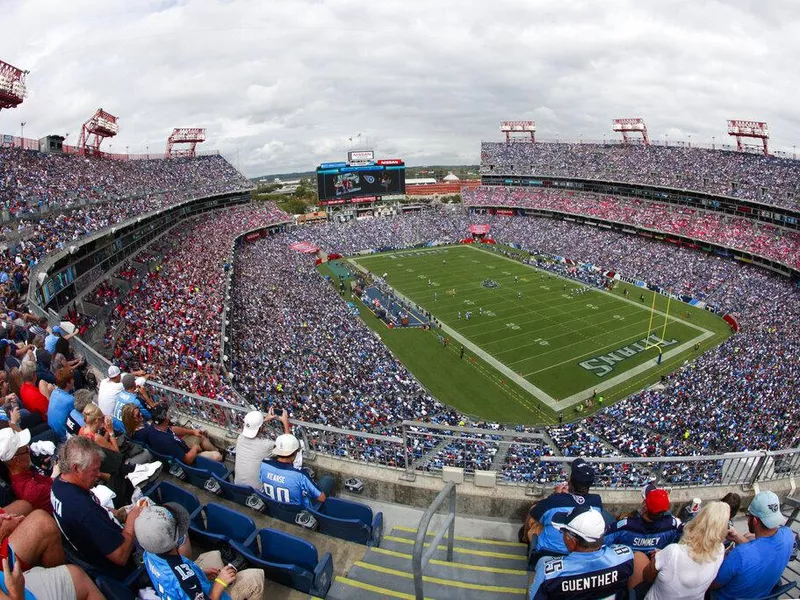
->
xmin=80 ymin=403 xmax=120 ymax=453
xmin=642 ymin=500 xmax=729 ymax=599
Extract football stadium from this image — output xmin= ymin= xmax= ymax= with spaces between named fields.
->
xmin=1 ymin=3 xmax=800 ymax=599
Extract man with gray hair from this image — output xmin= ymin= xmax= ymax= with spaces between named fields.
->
xmin=50 ymin=436 xmax=143 ymax=580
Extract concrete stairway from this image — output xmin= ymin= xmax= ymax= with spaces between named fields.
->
xmin=328 ymin=525 xmax=529 ymax=599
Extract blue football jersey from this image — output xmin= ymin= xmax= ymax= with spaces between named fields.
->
xmin=529 ymin=544 xmax=634 ymax=600
xmin=259 ymin=459 xmax=322 ymax=509
xmin=604 ymin=513 xmax=683 ymax=553
xmin=144 ymin=551 xmax=230 ymax=600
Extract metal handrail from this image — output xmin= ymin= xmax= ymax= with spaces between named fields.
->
xmin=412 ymin=481 xmax=457 ymax=600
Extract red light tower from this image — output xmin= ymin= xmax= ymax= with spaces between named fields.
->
xmin=612 ymin=118 xmax=650 ymax=145
xmin=500 ymin=120 xmax=535 ymax=142
xmin=0 ymin=59 xmax=29 ymax=111
xmin=165 ymin=127 xmax=206 ymax=158
xmin=727 ymin=119 xmax=769 ymax=155
xmin=78 ymin=108 xmax=119 ymax=154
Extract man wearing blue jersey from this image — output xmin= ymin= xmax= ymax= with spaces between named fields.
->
xmin=711 ymin=490 xmax=795 ymax=600
xmin=258 ymin=434 xmax=334 ymax=509
xmin=524 ymin=458 xmax=614 ymax=567
xmin=529 ymin=505 xmax=634 ymax=599
xmin=135 ymin=502 xmax=264 ymax=599
xmin=605 ymin=485 xmax=682 ymax=553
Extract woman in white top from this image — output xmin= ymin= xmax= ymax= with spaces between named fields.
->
xmin=643 ymin=500 xmax=729 ymax=600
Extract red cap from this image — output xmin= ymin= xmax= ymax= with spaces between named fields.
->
xmin=645 ymin=488 xmax=671 ymax=514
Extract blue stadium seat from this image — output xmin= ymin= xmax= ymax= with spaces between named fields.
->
xmin=177 ymin=459 xmax=228 ymax=495
xmin=309 ymin=496 xmax=383 ymax=546
xmin=211 ymin=474 xmax=268 ymax=514
xmin=189 ymin=502 xmax=257 ymax=549
xmin=230 ymin=528 xmax=333 ymax=597
xmin=143 ymin=480 xmax=202 ymax=519
xmin=252 ymin=489 xmax=306 ymax=525
xmin=194 ymin=455 xmax=230 ymax=480
xmin=764 ymin=581 xmax=798 ymax=599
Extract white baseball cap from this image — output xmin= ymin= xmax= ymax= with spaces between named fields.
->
xmin=241 ymin=411 xmax=264 ymax=439
xmin=552 ymin=506 xmax=606 ymax=543
xmin=108 ymin=365 xmax=121 ymax=378
xmin=0 ymin=428 xmax=31 ymax=462
xmin=272 ymin=434 xmax=300 ymax=457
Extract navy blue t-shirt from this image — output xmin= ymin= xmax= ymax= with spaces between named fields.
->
xmin=50 ymin=477 xmax=134 ymax=579
xmin=605 ymin=512 xmax=683 ymax=553
xmin=135 ymin=424 xmax=189 ymax=460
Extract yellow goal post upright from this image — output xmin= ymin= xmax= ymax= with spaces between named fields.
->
xmin=643 ymin=289 xmax=673 ymax=351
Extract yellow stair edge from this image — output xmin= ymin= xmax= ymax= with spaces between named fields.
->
xmin=383 ymin=535 xmax=527 ymax=561
xmin=369 ymin=546 xmax=528 ymax=575
xmin=333 ymin=576 xmax=432 ymax=600
xmin=355 ymin=561 xmax=528 ymax=594
xmin=392 ymin=525 xmax=526 ymax=548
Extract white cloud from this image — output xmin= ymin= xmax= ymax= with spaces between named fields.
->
xmin=2 ymin=0 xmax=799 ymax=176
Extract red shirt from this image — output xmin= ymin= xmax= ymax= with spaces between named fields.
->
xmin=9 ymin=469 xmax=54 ymax=514
xmin=19 ymin=382 xmax=49 ymax=421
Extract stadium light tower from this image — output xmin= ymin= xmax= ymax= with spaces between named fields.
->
xmin=612 ymin=118 xmax=650 ymax=145
xmin=78 ymin=108 xmax=119 ymax=154
xmin=165 ymin=127 xmax=206 ymax=158
xmin=500 ymin=120 xmax=535 ymax=142
xmin=0 ymin=59 xmax=29 ymax=112
xmin=727 ymin=119 xmax=769 ymax=155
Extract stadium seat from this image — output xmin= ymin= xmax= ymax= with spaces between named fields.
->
xmin=764 ymin=581 xmax=797 ymax=599
xmin=194 ymin=454 xmax=230 ymax=480
xmin=308 ymin=496 xmax=383 ymax=546
xmin=252 ymin=489 xmax=306 ymax=526
xmin=189 ymin=502 xmax=257 ymax=549
xmin=177 ymin=458 xmax=229 ymax=495
xmin=211 ymin=473 xmax=268 ymax=513
xmin=229 ymin=528 xmax=333 ymax=597
xmin=143 ymin=480 xmax=203 ymax=519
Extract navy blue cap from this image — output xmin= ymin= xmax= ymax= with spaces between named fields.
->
xmin=570 ymin=457 xmax=596 ymax=486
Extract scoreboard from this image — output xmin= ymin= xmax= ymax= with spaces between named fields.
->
xmin=316 ymin=159 xmax=405 ymax=204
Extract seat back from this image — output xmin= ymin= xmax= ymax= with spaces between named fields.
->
xmin=311 ymin=497 xmax=374 ymax=545
xmin=254 ymin=490 xmax=304 ymax=525
xmin=205 ymin=503 xmax=257 ymax=545
xmin=195 ymin=455 xmax=230 ymax=480
xmin=764 ymin=581 xmax=798 ymax=599
xmin=144 ymin=481 xmax=202 ymax=515
xmin=178 ymin=460 xmax=223 ymax=495
xmin=212 ymin=475 xmax=268 ymax=513
xmin=258 ymin=528 xmax=318 ymax=572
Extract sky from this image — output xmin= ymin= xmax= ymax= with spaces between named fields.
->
xmin=2 ymin=0 xmax=799 ymax=177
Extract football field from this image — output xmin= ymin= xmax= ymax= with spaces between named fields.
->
xmin=350 ymin=244 xmax=729 ymax=420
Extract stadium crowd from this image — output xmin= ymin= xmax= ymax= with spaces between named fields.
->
xmin=481 ymin=141 xmax=800 ymax=209
xmin=464 ymin=186 xmax=800 ymax=268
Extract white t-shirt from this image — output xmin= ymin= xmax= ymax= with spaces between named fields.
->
xmin=234 ymin=435 xmax=275 ymax=489
xmin=98 ymin=378 xmax=125 ymax=416
xmin=645 ymin=542 xmax=725 ymax=600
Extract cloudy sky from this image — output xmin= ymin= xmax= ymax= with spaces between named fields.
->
xmin=2 ymin=0 xmax=799 ymax=176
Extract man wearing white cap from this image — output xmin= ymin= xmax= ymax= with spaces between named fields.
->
xmin=711 ymin=490 xmax=795 ymax=600
xmin=0 ymin=427 xmax=55 ymax=514
xmin=234 ymin=407 xmax=291 ymax=489
xmin=258 ymin=434 xmax=334 ymax=510
xmin=529 ymin=505 xmax=633 ymax=599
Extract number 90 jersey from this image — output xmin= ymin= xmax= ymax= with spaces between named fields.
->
xmin=259 ymin=459 xmax=323 ymax=510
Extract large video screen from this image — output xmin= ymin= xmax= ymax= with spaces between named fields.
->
xmin=316 ymin=161 xmax=405 ymax=201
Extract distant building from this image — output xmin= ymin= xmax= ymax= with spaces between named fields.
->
xmin=405 ymin=177 xmax=438 ymax=186
xmin=443 ymin=172 xmax=460 ymax=182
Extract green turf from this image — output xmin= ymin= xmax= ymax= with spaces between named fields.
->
xmin=323 ymin=244 xmax=731 ymax=425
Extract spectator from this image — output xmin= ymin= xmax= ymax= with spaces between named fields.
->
xmin=111 ymin=374 xmax=153 ymax=434
xmin=17 ymin=362 xmax=49 ymax=421
xmin=637 ymin=501 xmax=729 ymax=600
xmin=234 ymin=407 xmax=291 ymax=489
xmin=605 ymin=485 xmax=683 ymax=553
xmin=33 ymin=349 xmax=55 ymax=386
xmin=50 ymin=437 xmax=143 ymax=580
xmin=79 ymin=404 xmax=120 ymax=454
xmin=259 ymin=434 xmax=334 ymax=509
xmin=122 ymin=403 xmax=146 ymax=439
xmin=528 ymin=505 xmax=634 ymax=599
xmin=64 ymin=389 xmax=94 ymax=438
xmin=0 ymin=428 xmax=53 ymax=514
xmin=97 ymin=365 xmax=124 ymax=416
xmin=712 ymin=491 xmax=795 ymax=599
xmin=46 ymin=368 xmax=75 ymax=441
xmin=135 ymin=502 xmax=265 ymax=600
xmin=523 ymin=458 xmax=612 ymax=566
xmin=134 ymin=404 xmax=221 ymax=464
